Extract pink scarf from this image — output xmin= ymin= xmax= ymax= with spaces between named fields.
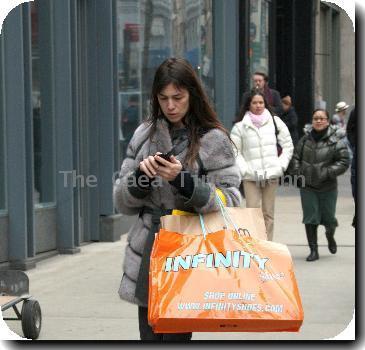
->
xmin=249 ymin=109 xmax=271 ymax=128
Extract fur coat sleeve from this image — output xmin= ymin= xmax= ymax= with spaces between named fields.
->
xmin=188 ymin=128 xmax=242 ymax=213
xmin=113 ymin=123 xmax=153 ymax=216
xmin=230 ymin=122 xmax=248 ymax=178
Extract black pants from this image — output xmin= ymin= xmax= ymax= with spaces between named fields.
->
xmin=138 ymin=306 xmax=192 ymax=341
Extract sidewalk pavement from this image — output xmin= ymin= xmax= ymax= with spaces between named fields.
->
xmin=2 ymin=172 xmax=355 ymax=340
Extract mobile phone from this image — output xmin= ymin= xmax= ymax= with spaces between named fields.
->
xmin=155 ymin=151 xmax=173 ymax=164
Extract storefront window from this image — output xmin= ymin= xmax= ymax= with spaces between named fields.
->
xmin=0 ymin=35 xmax=6 ymax=211
xmin=116 ymin=0 xmax=214 ymax=160
xmin=31 ymin=1 xmax=55 ymax=204
xmin=249 ymin=0 xmax=269 ymax=81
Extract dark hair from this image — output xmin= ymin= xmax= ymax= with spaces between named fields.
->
xmin=235 ymin=89 xmax=272 ymax=122
xmin=148 ymin=57 xmax=230 ymax=167
xmin=312 ymin=108 xmax=329 ymax=119
xmin=253 ymin=71 xmax=269 ymax=82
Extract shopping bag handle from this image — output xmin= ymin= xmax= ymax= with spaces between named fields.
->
xmin=215 ymin=193 xmax=251 ymax=238
xmin=215 ymin=194 xmax=237 ymax=230
xmin=199 ymin=192 xmax=251 ymax=239
xmin=199 ymin=194 xmax=230 ymax=239
xmin=199 ymin=214 xmax=208 ymax=239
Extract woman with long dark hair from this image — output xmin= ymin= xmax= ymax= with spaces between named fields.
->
xmin=113 ymin=57 xmax=241 ymax=341
xmin=231 ymin=90 xmax=293 ymax=241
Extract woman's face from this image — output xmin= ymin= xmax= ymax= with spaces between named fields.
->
xmin=158 ymin=83 xmax=190 ymax=127
xmin=249 ymin=95 xmax=265 ymax=115
xmin=312 ymin=110 xmax=330 ymax=131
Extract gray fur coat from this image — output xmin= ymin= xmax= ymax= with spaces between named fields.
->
xmin=113 ymin=118 xmax=242 ymax=306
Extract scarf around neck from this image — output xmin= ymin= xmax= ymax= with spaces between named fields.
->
xmin=311 ymin=127 xmax=329 ymax=142
xmin=249 ymin=108 xmax=271 ymax=128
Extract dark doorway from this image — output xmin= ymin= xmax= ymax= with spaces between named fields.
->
xmin=276 ymin=0 xmax=315 ymax=136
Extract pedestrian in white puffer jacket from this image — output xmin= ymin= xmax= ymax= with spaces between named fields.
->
xmin=231 ymin=90 xmax=293 ymax=240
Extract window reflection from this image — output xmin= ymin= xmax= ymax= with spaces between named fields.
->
xmin=120 ymin=92 xmax=140 ymax=150
xmin=117 ymin=0 xmax=214 ymax=160
xmin=249 ymin=0 xmax=269 ymax=80
xmin=32 ymin=2 xmax=41 ymax=204
xmin=31 ymin=1 xmax=54 ymax=204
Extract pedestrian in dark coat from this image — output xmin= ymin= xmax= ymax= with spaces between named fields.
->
xmin=281 ymin=95 xmax=299 ymax=145
xmin=290 ymin=109 xmax=350 ymax=262
xmin=346 ymin=107 xmax=356 ymax=228
xmin=113 ymin=57 xmax=241 ymax=341
xmin=240 ymin=72 xmax=284 ymax=118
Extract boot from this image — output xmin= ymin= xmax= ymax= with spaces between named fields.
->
xmin=325 ymin=226 xmax=337 ymax=254
xmin=305 ymin=224 xmax=319 ymax=261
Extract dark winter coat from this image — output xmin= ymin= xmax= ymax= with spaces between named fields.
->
xmin=346 ymin=108 xmax=356 ymax=200
xmin=289 ymin=125 xmax=350 ymax=192
xmin=113 ymin=118 xmax=242 ymax=306
xmin=281 ymin=107 xmax=299 ymax=145
xmin=346 ymin=108 xmax=356 ymax=149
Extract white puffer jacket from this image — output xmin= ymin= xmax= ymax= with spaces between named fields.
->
xmin=231 ymin=110 xmax=294 ymax=181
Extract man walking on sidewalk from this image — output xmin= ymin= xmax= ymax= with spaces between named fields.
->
xmin=241 ymin=72 xmax=283 ymax=117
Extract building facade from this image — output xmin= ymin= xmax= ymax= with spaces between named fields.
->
xmin=0 ymin=0 xmax=355 ymax=269
xmin=314 ymin=1 xmax=355 ymax=114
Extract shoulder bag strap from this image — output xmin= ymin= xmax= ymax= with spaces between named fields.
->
xmin=272 ymin=115 xmax=279 ymax=137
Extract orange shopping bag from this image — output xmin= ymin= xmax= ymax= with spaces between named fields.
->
xmin=148 ymin=198 xmax=304 ymax=333
xmin=160 ymin=207 xmax=267 ymax=240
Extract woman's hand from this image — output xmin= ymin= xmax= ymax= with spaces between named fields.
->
xmin=154 ymin=154 xmax=182 ymax=181
xmin=139 ymin=156 xmax=160 ymax=179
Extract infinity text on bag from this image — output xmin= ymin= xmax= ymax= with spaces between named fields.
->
xmin=164 ymin=249 xmax=269 ymax=272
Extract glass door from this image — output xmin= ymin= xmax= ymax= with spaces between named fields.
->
xmin=116 ymin=0 xmax=143 ymax=160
